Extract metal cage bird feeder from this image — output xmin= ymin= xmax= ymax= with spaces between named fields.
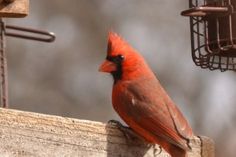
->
xmin=182 ymin=0 xmax=236 ymax=71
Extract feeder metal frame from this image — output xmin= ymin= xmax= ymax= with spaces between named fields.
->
xmin=0 ymin=18 xmax=55 ymax=108
xmin=182 ymin=0 xmax=236 ymax=71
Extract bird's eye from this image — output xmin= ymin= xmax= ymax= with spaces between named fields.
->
xmin=106 ymin=55 xmax=125 ymax=63
xmin=117 ymin=55 xmax=125 ymax=61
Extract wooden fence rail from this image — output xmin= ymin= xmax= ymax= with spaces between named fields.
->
xmin=0 ymin=108 xmax=214 ymax=157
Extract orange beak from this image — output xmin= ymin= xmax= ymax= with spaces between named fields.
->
xmin=99 ymin=60 xmax=117 ymax=73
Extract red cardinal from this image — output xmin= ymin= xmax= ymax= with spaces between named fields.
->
xmin=99 ymin=32 xmax=194 ymax=157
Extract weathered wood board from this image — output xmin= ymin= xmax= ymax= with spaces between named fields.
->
xmin=0 ymin=108 xmax=214 ymax=157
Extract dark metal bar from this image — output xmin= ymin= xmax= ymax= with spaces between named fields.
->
xmin=5 ymin=25 xmax=55 ymax=42
xmin=0 ymin=19 xmax=8 ymax=108
xmin=216 ymin=18 xmax=222 ymax=50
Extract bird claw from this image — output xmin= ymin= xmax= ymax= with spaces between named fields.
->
xmin=153 ymin=145 xmax=163 ymax=156
xmin=108 ymin=120 xmax=128 ymax=128
xmin=107 ymin=119 xmax=141 ymax=142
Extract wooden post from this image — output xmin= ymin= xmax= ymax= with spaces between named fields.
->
xmin=0 ymin=0 xmax=29 ymax=17
xmin=0 ymin=108 xmax=214 ymax=157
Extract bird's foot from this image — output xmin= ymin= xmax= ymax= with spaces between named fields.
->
xmin=151 ymin=144 xmax=163 ymax=156
xmin=108 ymin=120 xmax=141 ymax=142
xmin=187 ymin=138 xmax=193 ymax=150
xmin=108 ymin=120 xmax=129 ymax=130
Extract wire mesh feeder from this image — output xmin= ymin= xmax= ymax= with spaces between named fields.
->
xmin=182 ymin=0 xmax=236 ymax=71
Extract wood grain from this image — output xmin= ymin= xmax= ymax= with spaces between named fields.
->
xmin=0 ymin=108 xmax=214 ymax=157
xmin=0 ymin=0 xmax=29 ymax=17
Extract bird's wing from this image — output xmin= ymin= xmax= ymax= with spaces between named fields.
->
xmin=122 ymin=78 xmax=193 ymax=150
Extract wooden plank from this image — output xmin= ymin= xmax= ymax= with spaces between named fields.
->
xmin=200 ymin=136 xmax=215 ymax=157
xmin=0 ymin=108 xmax=214 ymax=157
xmin=0 ymin=0 xmax=29 ymax=18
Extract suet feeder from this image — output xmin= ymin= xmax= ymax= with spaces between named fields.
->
xmin=182 ymin=0 xmax=236 ymax=71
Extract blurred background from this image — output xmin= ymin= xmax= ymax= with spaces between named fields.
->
xmin=4 ymin=1 xmax=236 ymax=157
